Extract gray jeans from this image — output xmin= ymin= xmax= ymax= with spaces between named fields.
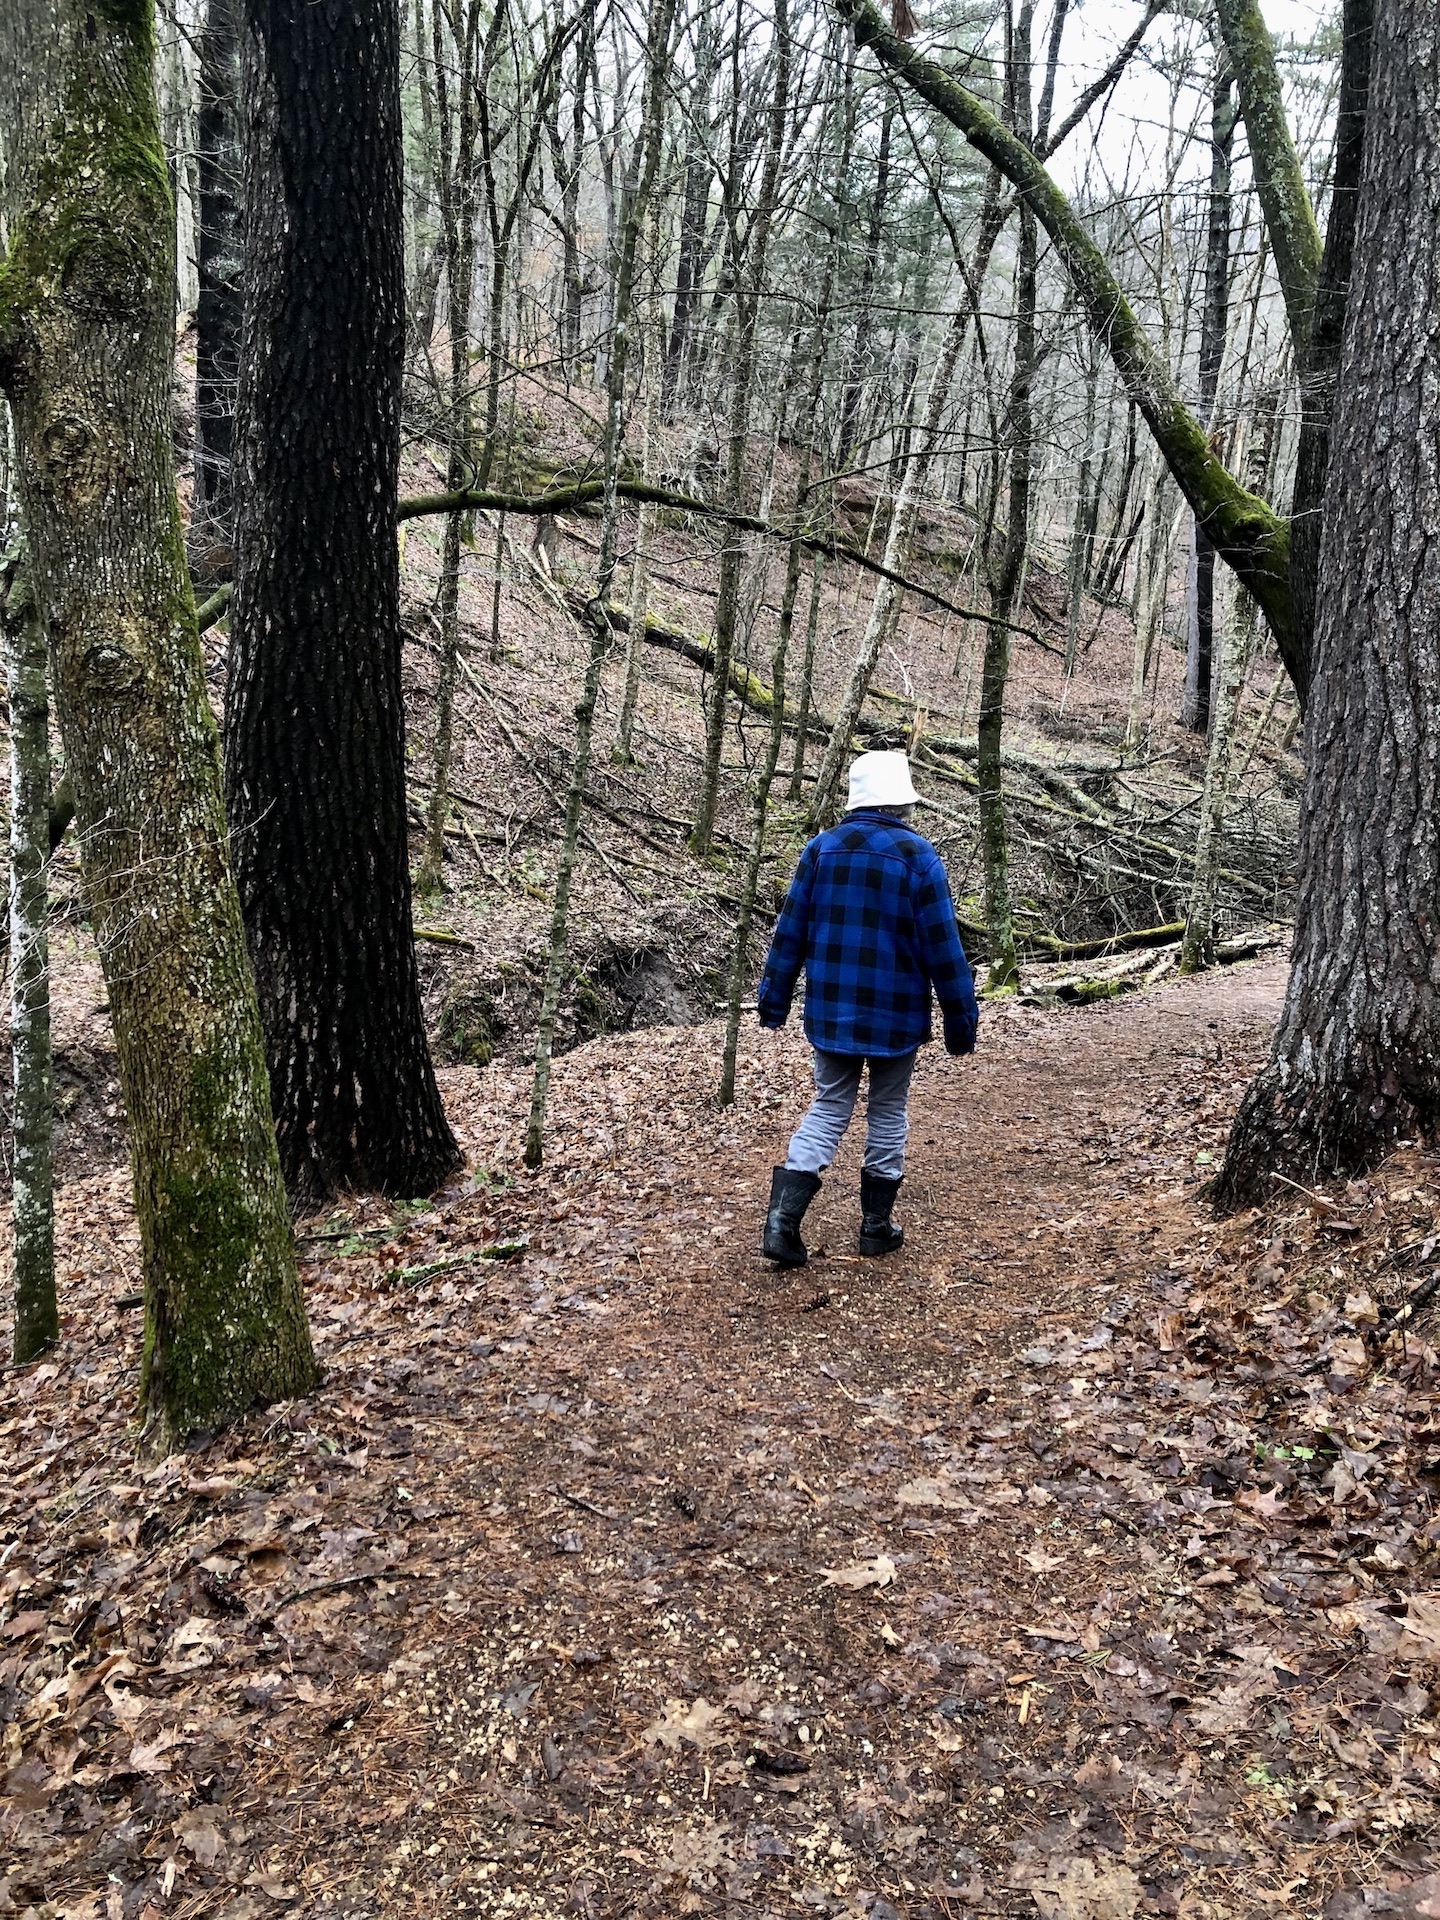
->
xmin=785 ymin=1048 xmax=919 ymax=1181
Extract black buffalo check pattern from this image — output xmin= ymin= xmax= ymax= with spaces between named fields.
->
xmin=758 ymin=810 xmax=979 ymax=1057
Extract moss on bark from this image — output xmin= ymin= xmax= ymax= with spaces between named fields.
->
xmin=1 ymin=0 xmax=315 ymax=1447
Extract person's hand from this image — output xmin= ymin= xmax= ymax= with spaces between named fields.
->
xmin=944 ymin=1019 xmax=976 ymax=1057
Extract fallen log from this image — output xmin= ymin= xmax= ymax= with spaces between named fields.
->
xmin=1051 ymin=974 xmax=1139 ymax=1005
xmin=1024 ymin=921 xmax=1186 ymax=960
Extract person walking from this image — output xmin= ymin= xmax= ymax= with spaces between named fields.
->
xmin=757 ymin=750 xmax=979 ymax=1267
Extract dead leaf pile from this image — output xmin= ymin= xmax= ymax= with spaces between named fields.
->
xmin=2 ymin=960 xmax=1438 ymax=1918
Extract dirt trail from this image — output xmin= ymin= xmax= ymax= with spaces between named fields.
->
xmin=6 ymin=959 xmax=1440 ymax=1920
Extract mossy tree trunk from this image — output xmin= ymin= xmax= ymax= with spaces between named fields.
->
xmin=1181 ymin=68 xmax=1237 ymax=736
xmin=229 ymin=0 xmax=460 ymax=1204
xmin=3 ymin=551 xmax=57 ymax=1364
xmin=1219 ymin=0 xmax=1440 ymax=1201
xmin=0 ymin=0 xmax=315 ymax=1442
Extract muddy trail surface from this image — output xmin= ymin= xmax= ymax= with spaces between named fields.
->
xmin=5 ymin=960 xmax=1440 ymax=1920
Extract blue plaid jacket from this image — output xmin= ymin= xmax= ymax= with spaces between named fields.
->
xmin=757 ymin=811 xmax=979 ymax=1058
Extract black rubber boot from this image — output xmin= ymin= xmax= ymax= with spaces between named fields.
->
xmin=763 ymin=1167 xmax=822 ymax=1268
xmin=859 ymin=1170 xmax=904 ymax=1256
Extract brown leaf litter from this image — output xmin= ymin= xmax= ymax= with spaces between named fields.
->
xmin=3 ymin=956 xmax=1439 ymax=1918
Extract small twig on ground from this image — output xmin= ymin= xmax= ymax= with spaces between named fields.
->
xmin=1269 ymin=1171 xmax=1339 ymax=1215
xmin=553 ymin=1487 xmax=624 ymax=1520
xmin=273 ymin=1569 xmax=427 ymax=1609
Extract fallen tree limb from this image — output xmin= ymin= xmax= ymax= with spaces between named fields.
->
xmin=921 ymin=738 xmax=1115 ymax=822
xmin=1024 ymin=921 xmax=1186 ymax=960
xmin=413 ymin=927 xmax=476 ymax=948
xmin=196 ymin=583 xmax=232 ymax=630
xmin=919 ymin=754 xmax=1275 ymax=905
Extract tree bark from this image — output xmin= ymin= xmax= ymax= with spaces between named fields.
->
xmin=787 ymin=551 xmax=825 ymax=800
xmin=3 ymin=554 xmax=57 ymax=1363
xmin=720 ymin=465 xmax=801 ymax=1107
xmin=807 ymin=294 xmax=969 ymax=827
xmin=615 ymin=184 xmax=667 ymax=766
xmin=837 ymin=97 xmax=895 ymax=473
xmin=1182 ymin=68 xmax=1237 ymax=735
xmin=1180 ymin=573 xmax=1256 ymax=972
xmin=229 ymin=0 xmax=460 ymax=1203
xmin=190 ymin=0 xmax=243 ymax=589
xmin=1219 ymin=0 xmax=1440 ymax=1201
xmin=662 ymin=3 xmax=722 ymax=414
xmin=1284 ymin=0 xmax=1373 ymax=710
xmin=0 ymin=0 xmax=314 ymax=1439
xmin=1126 ymin=471 xmax=1184 ymax=756
xmin=1064 ymin=340 xmax=1100 ymax=676
xmin=418 ymin=0 xmax=482 ymax=900
xmin=978 ymin=199 xmax=1037 ymax=993
xmin=689 ymin=0 xmax=791 ymax=857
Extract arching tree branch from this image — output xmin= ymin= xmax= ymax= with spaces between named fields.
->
xmin=196 ymin=478 xmax=1050 ymax=645
xmin=831 ymin=0 xmax=1298 ymax=687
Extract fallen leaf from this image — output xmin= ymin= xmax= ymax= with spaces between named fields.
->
xmin=1 ymin=1610 xmax=48 ymax=1640
xmin=1235 ymin=1485 xmax=1288 ymax=1522
xmin=820 ymin=1554 xmax=896 ymax=1590
xmin=121 ymin=1726 xmax=185 ymax=1775
xmin=244 ymin=1872 xmax=299 ymax=1902
xmin=1330 ymin=1594 xmax=1440 ymax=1666
xmin=176 ymin=1807 xmax=225 ymax=1868
xmin=643 ymin=1696 xmax=730 ymax=1752
xmin=654 ymin=1818 xmax=733 ymax=1885
xmin=1022 ymin=1547 xmax=1066 ymax=1573
xmin=896 ymin=1476 xmax=958 ymax=1508
xmin=1012 ymin=1853 xmax=1142 ymax=1919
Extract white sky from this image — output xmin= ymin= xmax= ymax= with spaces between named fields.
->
xmin=1044 ymin=0 xmax=1335 ymax=193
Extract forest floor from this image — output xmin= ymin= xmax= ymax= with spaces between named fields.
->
xmin=5 ymin=956 xmax=1440 ymax=1920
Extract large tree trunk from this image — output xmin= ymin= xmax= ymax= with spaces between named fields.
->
xmin=1218 ymin=0 xmax=1440 ymax=1201
xmin=189 ymin=0 xmax=243 ymax=589
xmin=229 ymin=0 xmax=460 ymax=1204
xmin=0 ymin=0 xmax=314 ymax=1440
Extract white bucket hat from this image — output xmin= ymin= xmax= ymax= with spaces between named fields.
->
xmin=846 ymin=749 xmax=919 ymax=811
